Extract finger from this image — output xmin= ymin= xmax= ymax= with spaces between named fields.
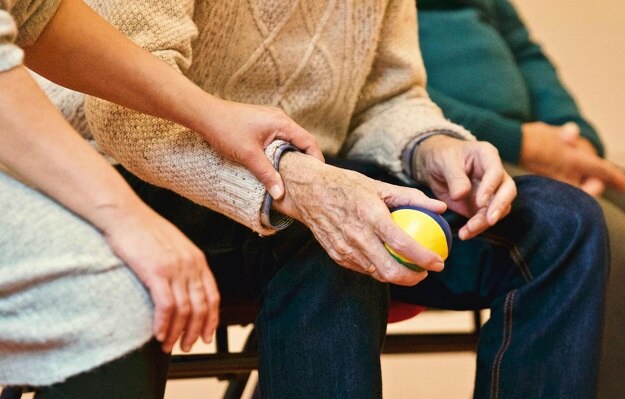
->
xmin=180 ymin=279 xmax=208 ymax=352
xmin=359 ymin=234 xmax=429 ymax=287
xmin=378 ymin=182 xmax=447 ymax=214
xmin=147 ymin=278 xmax=175 ymax=344
xmin=440 ymin=162 xmax=472 ymax=201
xmin=243 ymin=151 xmax=285 ymax=200
xmin=201 ymin=269 xmax=220 ymax=343
xmin=459 ymin=207 xmax=488 ymax=240
xmin=163 ymin=282 xmax=191 ymax=353
xmin=374 ymin=209 xmax=445 ymax=273
xmin=276 ymin=122 xmax=325 ymax=162
xmin=560 ymin=122 xmax=580 ymax=145
xmin=576 ymin=156 xmax=625 ymax=191
xmin=474 ymin=164 xmax=506 ymax=208
xmin=580 ymin=177 xmax=606 ymax=197
xmin=485 ymin=174 xmax=517 ymax=225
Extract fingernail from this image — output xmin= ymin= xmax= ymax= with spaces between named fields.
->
xmin=268 ymin=184 xmax=284 ymax=200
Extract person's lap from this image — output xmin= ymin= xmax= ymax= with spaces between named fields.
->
xmin=118 ymin=162 xmax=608 ymax=399
xmin=0 ymin=172 xmax=160 ymax=394
xmin=503 ymin=162 xmax=625 ymax=398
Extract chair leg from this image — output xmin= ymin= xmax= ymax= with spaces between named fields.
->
xmin=222 ymin=328 xmax=257 ymax=399
xmin=0 ymin=387 xmax=22 ymax=399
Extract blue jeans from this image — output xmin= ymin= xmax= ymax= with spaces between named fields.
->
xmin=119 ymin=163 xmax=608 ymax=399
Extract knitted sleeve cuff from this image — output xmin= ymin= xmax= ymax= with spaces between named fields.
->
xmin=260 ymin=143 xmax=299 ymax=230
xmin=401 ymin=130 xmax=470 ymax=181
xmin=0 ymin=9 xmax=23 ymax=72
xmin=13 ymin=0 xmax=61 ymax=47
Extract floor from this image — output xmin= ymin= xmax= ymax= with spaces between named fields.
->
xmin=164 ymin=310 xmax=478 ymax=399
xmin=7 ymin=311 xmax=477 ymax=399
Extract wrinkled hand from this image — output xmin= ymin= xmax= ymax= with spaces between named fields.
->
xmin=272 ymin=152 xmax=448 ymax=286
xmin=99 ymin=203 xmax=220 ymax=353
xmin=200 ymin=99 xmax=324 ymax=200
xmin=521 ymin=122 xmax=625 ymax=196
xmin=414 ymin=135 xmax=517 ymax=240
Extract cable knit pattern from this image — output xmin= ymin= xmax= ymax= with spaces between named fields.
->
xmin=44 ymin=0 xmax=473 ymax=235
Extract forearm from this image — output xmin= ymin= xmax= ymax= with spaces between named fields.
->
xmin=0 ymin=66 xmax=145 ymax=232
xmin=23 ymin=0 xmax=218 ymax=140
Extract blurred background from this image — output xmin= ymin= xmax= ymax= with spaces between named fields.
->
xmin=513 ymin=0 xmax=625 ymax=167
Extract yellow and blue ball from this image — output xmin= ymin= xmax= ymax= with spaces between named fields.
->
xmin=385 ymin=206 xmax=452 ymax=272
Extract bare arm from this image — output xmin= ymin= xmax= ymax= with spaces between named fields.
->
xmin=24 ymin=0 xmax=321 ymax=201
xmin=0 ymin=66 xmax=219 ymax=353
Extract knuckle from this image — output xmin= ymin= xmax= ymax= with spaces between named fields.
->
xmin=210 ymin=292 xmax=221 ymax=308
xmin=196 ymin=302 xmax=209 ymax=316
xmin=178 ymin=303 xmax=191 ymax=317
xmin=160 ymin=299 xmax=175 ymax=315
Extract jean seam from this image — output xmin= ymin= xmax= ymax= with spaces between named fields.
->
xmin=478 ymin=232 xmax=534 ymax=282
xmin=490 ymin=289 xmax=516 ymax=399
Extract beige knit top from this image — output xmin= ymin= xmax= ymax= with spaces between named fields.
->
xmin=76 ymin=0 xmax=473 ymax=235
xmin=0 ymin=0 xmax=60 ymax=72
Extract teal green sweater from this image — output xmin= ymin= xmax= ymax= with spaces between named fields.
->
xmin=417 ymin=0 xmax=604 ymax=163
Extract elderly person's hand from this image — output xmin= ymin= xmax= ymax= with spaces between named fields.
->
xmin=521 ymin=122 xmax=625 ymax=197
xmin=413 ymin=135 xmax=517 ymax=240
xmin=272 ymin=152 xmax=448 ymax=286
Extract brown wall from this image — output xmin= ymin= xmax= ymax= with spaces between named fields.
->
xmin=511 ymin=0 xmax=625 ymax=167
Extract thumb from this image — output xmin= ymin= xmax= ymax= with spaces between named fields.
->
xmin=245 ymin=152 xmax=285 ymax=200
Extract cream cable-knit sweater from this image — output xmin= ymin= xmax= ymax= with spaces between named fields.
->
xmin=72 ymin=0 xmax=472 ymax=235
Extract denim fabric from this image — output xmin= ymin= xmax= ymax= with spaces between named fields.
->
xmin=118 ymin=162 xmax=608 ymax=399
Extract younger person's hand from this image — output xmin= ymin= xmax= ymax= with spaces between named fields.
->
xmin=199 ymin=99 xmax=324 ymax=200
xmin=98 ymin=202 xmax=220 ymax=353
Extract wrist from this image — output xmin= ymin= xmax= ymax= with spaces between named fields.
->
xmin=411 ymin=134 xmax=460 ymax=181
xmin=271 ymin=151 xmax=326 ymax=221
xmin=86 ymin=188 xmax=149 ymax=236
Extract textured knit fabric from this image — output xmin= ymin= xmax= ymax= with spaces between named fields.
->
xmin=417 ymin=0 xmax=603 ymax=163
xmin=0 ymin=0 xmax=61 ymax=72
xmin=1 ymin=0 xmax=154 ymax=386
xmin=0 ymin=172 xmax=154 ymax=386
xmin=50 ymin=0 xmax=472 ymax=236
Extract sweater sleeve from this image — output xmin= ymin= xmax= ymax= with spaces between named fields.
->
xmin=427 ymin=86 xmax=523 ymax=164
xmin=83 ymin=0 xmax=283 ymax=236
xmin=1 ymin=0 xmax=60 ymax=72
xmin=0 ymin=4 xmax=23 ymax=72
xmin=342 ymin=0 xmax=473 ymax=182
xmin=493 ymin=0 xmax=604 ymax=156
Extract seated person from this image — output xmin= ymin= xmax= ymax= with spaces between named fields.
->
xmin=40 ymin=0 xmax=610 ymax=397
xmin=416 ymin=1 xmax=625 ymax=396
xmin=0 ymin=0 xmax=319 ymax=396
